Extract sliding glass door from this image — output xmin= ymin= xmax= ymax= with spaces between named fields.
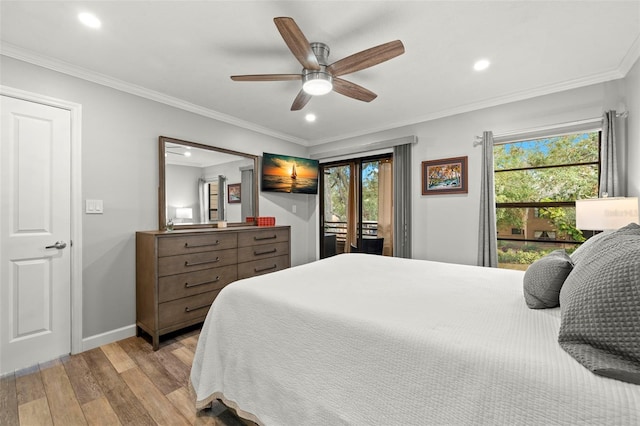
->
xmin=320 ymin=154 xmax=393 ymax=258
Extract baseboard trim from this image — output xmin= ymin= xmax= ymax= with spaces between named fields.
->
xmin=80 ymin=324 xmax=137 ymax=352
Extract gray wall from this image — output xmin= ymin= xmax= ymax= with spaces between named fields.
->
xmin=165 ymin=164 xmax=201 ymax=223
xmin=625 ymin=57 xmax=640 ymax=197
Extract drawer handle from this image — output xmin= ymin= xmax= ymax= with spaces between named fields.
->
xmin=254 ymin=248 xmax=277 ymax=256
xmin=255 ymin=264 xmax=277 ymax=273
xmin=254 ymin=235 xmax=277 ymax=241
xmin=184 ymin=303 xmax=210 ymax=313
xmin=185 ymin=257 xmax=220 ymax=267
xmin=184 ymin=240 xmax=219 ymax=248
xmin=185 ymin=276 xmax=220 ymax=288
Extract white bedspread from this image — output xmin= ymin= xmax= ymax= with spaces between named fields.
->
xmin=190 ymin=254 xmax=640 ymax=425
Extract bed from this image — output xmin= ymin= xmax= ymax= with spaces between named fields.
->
xmin=190 ymin=229 xmax=640 ymax=425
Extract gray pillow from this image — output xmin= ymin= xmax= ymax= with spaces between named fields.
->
xmin=569 ymin=230 xmax=612 ymax=265
xmin=558 ymin=226 xmax=640 ymax=384
xmin=570 ymin=222 xmax=640 ymax=265
xmin=523 ymin=250 xmax=573 ymax=309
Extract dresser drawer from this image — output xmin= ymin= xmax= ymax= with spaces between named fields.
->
xmin=158 ymin=291 xmax=220 ymax=329
xmin=158 ymin=248 xmax=237 ymax=277
xmin=237 ymin=241 xmax=289 ymax=263
xmin=238 ymin=254 xmax=290 ymax=279
xmin=238 ymin=228 xmax=289 ymax=247
xmin=158 ymin=232 xmax=237 ymax=257
xmin=158 ymin=264 xmax=237 ymax=303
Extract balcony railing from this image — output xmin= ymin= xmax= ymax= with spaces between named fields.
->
xmin=324 ymin=221 xmax=378 ymax=241
xmin=323 ymin=220 xmax=380 ymax=256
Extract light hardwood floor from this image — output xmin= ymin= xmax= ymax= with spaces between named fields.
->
xmin=0 ymin=327 xmax=249 ymax=426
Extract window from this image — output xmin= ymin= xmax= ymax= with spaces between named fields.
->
xmin=494 ymin=131 xmax=600 ymax=269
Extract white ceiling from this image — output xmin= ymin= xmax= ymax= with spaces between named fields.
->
xmin=2 ymin=1 xmax=639 ymax=147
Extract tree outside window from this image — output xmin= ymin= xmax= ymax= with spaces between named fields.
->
xmin=494 ymin=132 xmax=599 ymax=269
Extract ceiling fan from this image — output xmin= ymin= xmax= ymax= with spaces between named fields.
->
xmin=231 ymin=17 xmax=405 ymax=111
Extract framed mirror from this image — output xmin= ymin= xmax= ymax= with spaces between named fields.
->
xmin=159 ymin=136 xmax=259 ymax=230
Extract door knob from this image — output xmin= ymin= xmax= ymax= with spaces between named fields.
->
xmin=45 ymin=241 xmax=67 ymax=250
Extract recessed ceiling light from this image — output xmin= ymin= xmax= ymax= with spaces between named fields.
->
xmin=78 ymin=12 xmax=101 ymax=29
xmin=305 ymin=113 xmax=317 ymax=122
xmin=474 ymin=59 xmax=490 ymax=71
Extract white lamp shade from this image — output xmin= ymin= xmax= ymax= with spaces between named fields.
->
xmin=175 ymin=207 xmax=193 ymax=219
xmin=575 ymin=197 xmax=639 ymax=230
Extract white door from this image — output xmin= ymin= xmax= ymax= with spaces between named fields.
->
xmin=0 ymin=95 xmax=72 ymax=374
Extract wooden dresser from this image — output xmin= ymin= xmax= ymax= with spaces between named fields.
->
xmin=136 ymin=225 xmax=290 ymax=349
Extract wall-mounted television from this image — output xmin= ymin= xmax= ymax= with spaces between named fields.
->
xmin=262 ymin=152 xmax=319 ymax=194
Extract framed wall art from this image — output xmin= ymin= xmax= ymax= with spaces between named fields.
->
xmin=228 ymin=183 xmax=241 ymax=203
xmin=421 ymin=156 xmax=468 ymax=195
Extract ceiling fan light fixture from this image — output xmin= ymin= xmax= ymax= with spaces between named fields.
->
xmin=302 ymin=71 xmax=333 ymax=96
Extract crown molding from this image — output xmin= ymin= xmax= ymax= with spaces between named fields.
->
xmin=619 ymin=34 xmax=640 ymax=76
xmin=0 ymin=43 xmax=308 ymax=146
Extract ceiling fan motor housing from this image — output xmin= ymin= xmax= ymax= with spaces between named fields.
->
xmin=310 ymin=42 xmax=330 ymax=65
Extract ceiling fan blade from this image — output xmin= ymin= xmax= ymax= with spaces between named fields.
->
xmin=291 ymin=90 xmax=312 ymax=111
xmin=327 ymin=40 xmax=405 ymax=77
xmin=274 ymin=17 xmax=320 ymax=71
xmin=231 ymin=74 xmax=301 ymax=82
xmin=332 ymin=78 xmax=377 ymax=102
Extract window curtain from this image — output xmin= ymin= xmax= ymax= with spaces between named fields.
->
xmin=478 ymin=131 xmax=498 ymax=267
xmin=600 ymin=110 xmax=621 ymax=197
xmin=377 ymin=159 xmax=393 ymax=256
xmin=345 ymin=162 xmax=359 ymax=253
xmin=198 ymin=178 xmax=207 ymax=222
xmin=217 ymin=175 xmax=226 ymax=221
xmin=393 ymin=143 xmax=412 ymax=258
xmin=240 ymin=168 xmax=253 ymax=222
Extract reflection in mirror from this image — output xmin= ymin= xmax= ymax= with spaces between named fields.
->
xmin=159 ymin=137 xmax=258 ymax=230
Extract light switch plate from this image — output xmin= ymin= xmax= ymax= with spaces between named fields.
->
xmin=86 ymin=199 xmax=104 ymax=214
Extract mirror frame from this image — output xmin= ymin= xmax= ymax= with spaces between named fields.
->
xmin=158 ymin=136 xmax=259 ymax=230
